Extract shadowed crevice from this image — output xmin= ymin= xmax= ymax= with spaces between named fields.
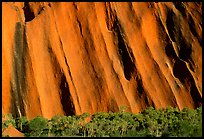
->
xmin=166 ymin=10 xmax=177 ymax=42
xmin=10 ymin=22 xmax=27 ymax=118
xmin=165 ymin=42 xmax=177 ymax=59
xmin=76 ymin=18 xmax=83 ymax=37
xmin=173 ymin=60 xmax=202 ymax=108
xmin=23 ymin=2 xmax=35 ymax=22
xmin=107 ymin=98 xmax=119 ymax=112
xmin=104 ymin=2 xmax=116 ymax=31
xmin=178 ymin=38 xmax=192 ymax=61
xmin=166 ymin=9 xmax=192 ymax=62
xmin=112 ymin=19 xmax=136 ymax=81
xmin=60 ymin=74 xmax=76 ymax=116
xmin=166 ymin=9 xmax=184 ymax=45
xmin=135 ymin=73 xmax=145 ymax=98
xmin=46 ymin=40 xmax=76 ymax=116
xmin=173 ymin=2 xmax=186 ymax=17
xmin=188 ymin=14 xmax=202 ymax=46
xmin=135 ymin=73 xmax=156 ymax=108
xmin=23 ymin=2 xmax=45 ymax=22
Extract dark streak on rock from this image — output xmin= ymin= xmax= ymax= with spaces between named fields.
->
xmin=10 ymin=22 xmax=27 ymax=118
xmin=60 ymin=74 xmax=75 ymax=116
xmin=173 ymin=60 xmax=202 ymax=107
xmin=188 ymin=14 xmax=202 ymax=46
xmin=165 ymin=42 xmax=177 ymax=59
xmin=127 ymin=2 xmax=142 ymax=29
xmin=23 ymin=2 xmax=45 ymax=22
xmin=166 ymin=9 xmax=177 ymax=42
xmin=73 ymin=2 xmax=78 ymax=11
xmin=112 ymin=18 xmax=136 ymax=81
xmin=104 ymin=2 xmax=116 ymax=31
xmin=47 ymin=41 xmax=76 ymax=116
xmin=23 ymin=2 xmax=35 ymax=22
xmin=82 ymin=26 xmax=104 ymax=107
xmin=173 ymin=2 xmax=186 ymax=17
xmin=108 ymin=98 xmax=119 ymax=112
xmin=76 ymin=18 xmax=83 ymax=37
xmin=178 ymin=38 xmax=192 ymax=61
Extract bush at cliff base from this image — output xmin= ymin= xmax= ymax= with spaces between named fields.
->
xmin=2 ymin=106 xmax=202 ymax=137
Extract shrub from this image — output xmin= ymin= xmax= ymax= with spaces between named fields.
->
xmin=2 ymin=106 xmax=202 ymax=137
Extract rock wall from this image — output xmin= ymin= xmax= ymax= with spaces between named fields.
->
xmin=2 ymin=2 xmax=202 ymax=120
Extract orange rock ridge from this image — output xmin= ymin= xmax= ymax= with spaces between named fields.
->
xmin=2 ymin=2 xmax=202 ymax=121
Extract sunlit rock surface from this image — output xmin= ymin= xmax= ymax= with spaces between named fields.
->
xmin=2 ymin=2 xmax=202 ymax=120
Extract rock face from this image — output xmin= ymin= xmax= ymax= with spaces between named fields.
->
xmin=2 ymin=2 xmax=202 ymax=120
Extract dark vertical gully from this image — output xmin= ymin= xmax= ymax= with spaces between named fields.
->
xmin=47 ymin=39 xmax=76 ymax=116
xmin=10 ymin=22 xmax=27 ymax=118
xmin=23 ymin=2 xmax=35 ymax=22
xmin=173 ymin=60 xmax=202 ymax=108
xmin=59 ymin=74 xmax=76 ymax=116
xmin=51 ymin=5 xmax=81 ymax=113
xmin=23 ymin=2 xmax=45 ymax=22
xmin=112 ymin=18 xmax=136 ymax=81
xmin=188 ymin=14 xmax=202 ymax=47
xmin=164 ymin=8 xmax=201 ymax=107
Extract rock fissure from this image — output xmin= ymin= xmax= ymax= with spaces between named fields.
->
xmin=112 ymin=18 xmax=136 ymax=81
xmin=2 ymin=2 xmax=202 ymax=120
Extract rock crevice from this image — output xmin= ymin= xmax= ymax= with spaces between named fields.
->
xmin=2 ymin=2 xmax=202 ymax=119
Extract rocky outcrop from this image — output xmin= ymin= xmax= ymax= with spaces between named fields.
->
xmin=2 ymin=125 xmax=24 ymax=137
xmin=2 ymin=2 xmax=202 ymax=120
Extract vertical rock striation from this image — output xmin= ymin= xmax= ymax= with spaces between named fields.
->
xmin=2 ymin=2 xmax=202 ymax=119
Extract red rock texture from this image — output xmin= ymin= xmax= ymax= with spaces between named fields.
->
xmin=2 ymin=2 xmax=202 ymax=120
xmin=2 ymin=125 xmax=24 ymax=137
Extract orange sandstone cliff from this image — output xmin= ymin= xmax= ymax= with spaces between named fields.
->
xmin=2 ymin=2 xmax=202 ymax=120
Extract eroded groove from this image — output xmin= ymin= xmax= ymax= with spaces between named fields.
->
xmin=60 ymin=74 xmax=75 ymax=116
xmin=10 ymin=22 xmax=28 ymax=118
xmin=166 ymin=9 xmax=177 ymax=42
xmin=127 ymin=2 xmax=141 ymax=27
xmin=163 ymin=26 xmax=199 ymax=107
xmin=73 ymin=2 xmax=78 ymax=11
xmin=165 ymin=42 xmax=177 ymax=59
xmin=136 ymin=74 xmax=145 ymax=97
xmin=156 ymin=10 xmax=177 ymax=60
xmin=51 ymin=7 xmax=82 ymax=113
xmin=173 ymin=60 xmax=202 ymax=107
xmin=173 ymin=2 xmax=186 ymax=17
xmin=82 ymin=27 xmax=105 ymax=109
xmin=105 ymin=1 xmax=138 ymax=85
xmin=23 ymin=2 xmax=35 ymax=22
xmin=73 ymin=3 xmax=83 ymax=37
xmin=76 ymin=18 xmax=83 ymax=37
xmin=112 ymin=18 xmax=136 ymax=81
xmin=59 ymin=36 xmax=80 ymax=114
xmin=23 ymin=2 xmax=45 ymax=22
xmin=108 ymin=98 xmax=119 ymax=112
xmin=104 ymin=2 xmax=116 ymax=31
xmin=47 ymin=40 xmax=76 ymax=116
xmin=173 ymin=60 xmax=189 ymax=84
xmin=144 ymin=95 xmax=155 ymax=108
xmin=83 ymin=26 xmax=133 ymax=110
xmin=188 ymin=14 xmax=202 ymax=46
xmin=135 ymin=72 xmax=156 ymax=108
xmin=166 ymin=8 xmax=193 ymax=62
xmin=187 ymin=59 xmax=195 ymax=72
xmin=178 ymin=38 xmax=192 ymax=61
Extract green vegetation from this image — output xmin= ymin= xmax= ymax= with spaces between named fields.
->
xmin=2 ymin=106 xmax=202 ymax=137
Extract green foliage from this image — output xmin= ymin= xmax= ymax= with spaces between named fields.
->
xmin=15 ymin=116 xmax=29 ymax=132
xmin=25 ymin=116 xmax=49 ymax=137
xmin=2 ymin=106 xmax=202 ymax=137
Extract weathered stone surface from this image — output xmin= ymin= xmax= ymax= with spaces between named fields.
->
xmin=2 ymin=2 xmax=202 ymax=120
xmin=2 ymin=125 xmax=24 ymax=137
